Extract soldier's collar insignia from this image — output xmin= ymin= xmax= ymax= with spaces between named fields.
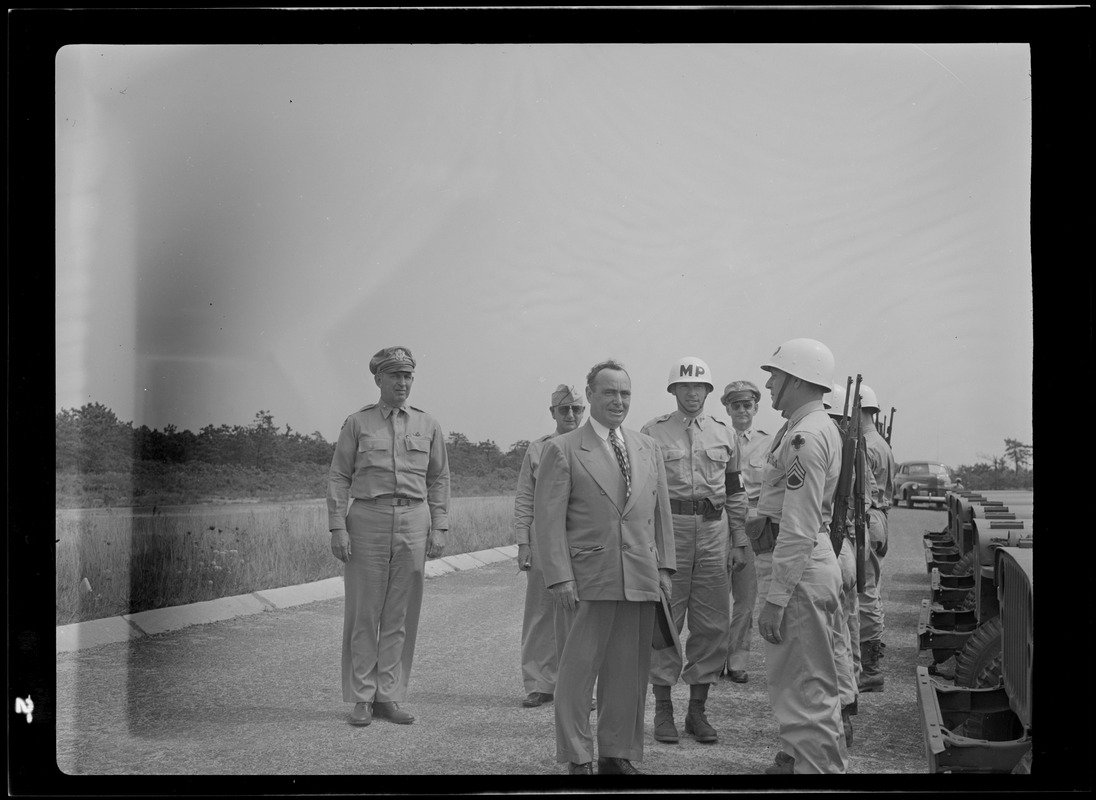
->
xmin=791 ymin=434 xmax=805 ymax=450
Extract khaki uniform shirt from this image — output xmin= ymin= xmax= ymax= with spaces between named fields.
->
xmin=757 ymin=401 xmax=842 ymax=608
xmin=863 ymin=426 xmax=897 ymax=510
xmin=512 ymin=433 xmax=554 ymax=547
xmin=734 ymin=427 xmax=773 ymax=506
xmin=641 ymin=412 xmax=748 ymax=548
xmin=327 ymin=401 xmax=451 ymax=539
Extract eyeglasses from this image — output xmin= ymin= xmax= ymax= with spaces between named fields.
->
xmin=555 ymin=405 xmax=586 ymax=416
xmin=725 ymin=401 xmax=755 ymax=410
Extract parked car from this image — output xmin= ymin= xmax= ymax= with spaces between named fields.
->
xmin=894 ymin=461 xmax=955 ymax=508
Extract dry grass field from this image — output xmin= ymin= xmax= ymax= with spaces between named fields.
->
xmin=56 ymin=495 xmax=517 ymax=625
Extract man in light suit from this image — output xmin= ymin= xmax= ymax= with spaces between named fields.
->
xmin=534 ymin=359 xmax=676 ymax=776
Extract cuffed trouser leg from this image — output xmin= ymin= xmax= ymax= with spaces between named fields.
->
xmin=342 ymin=501 xmax=428 ymax=704
xmin=758 ymin=538 xmax=848 ymax=774
xmin=857 ymin=510 xmax=887 ymax=643
xmin=555 ymin=600 xmax=654 ymax=764
xmin=651 ymin=515 xmax=730 ymax=687
xmin=521 ymin=559 xmax=559 ymax=694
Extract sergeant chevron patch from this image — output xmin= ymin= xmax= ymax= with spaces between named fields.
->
xmin=786 ymin=456 xmax=806 ymax=490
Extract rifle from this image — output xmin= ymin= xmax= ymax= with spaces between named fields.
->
xmin=828 ymin=374 xmax=863 ymax=557
xmin=885 ymin=407 xmax=896 ymax=446
xmin=853 ymin=399 xmax=867 ymax=594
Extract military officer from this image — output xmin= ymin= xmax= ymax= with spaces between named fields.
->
xmin=719 ymin=379 xmax=772 ymax=685
xmin=854 ymin=383 xmax=897 ymax=693
xmin=327 ymin=346 xmax=451 ymax=727
xmin=513 ymin=384 xmax=585 ymax=708
xmin=754 ymin=338 xmax=847 ymax=774
xmin=641 ymin=357 xmax=748 ymax=745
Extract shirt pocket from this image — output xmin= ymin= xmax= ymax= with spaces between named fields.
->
xmin=404 ymin=434 xmax=432 ymax=474
xmin=661 ymin=448 xmax=687 ymax=485
xmin=746 ymin=449 xmax=768 ymax=487
xmin=357 ymin=436 xmax=391 ymax=468
xmin=703 ymin=445 xmax=732 ymax=486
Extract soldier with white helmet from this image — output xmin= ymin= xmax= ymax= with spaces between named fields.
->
xmin=641 ymin=357 xmax=749 ymax=745
xmin=719 ymin=379 xmax=772 ymax=684
xmin=753 ymin=338 xmax=847 ymax=774
xmin=850 ymin=382 xmax=897 ymax=693
xmin=823 ymin=381 xmax=862 ymax=747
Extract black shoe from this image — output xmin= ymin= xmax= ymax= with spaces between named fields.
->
xmin=372 ymin=701 xmax=415 ymax=724
xmin=567 ymin=762 xmax=593 ymax=775
xmin=523 ymin=691 xmax=554 ymax=708
xmin=349 ymin=702 xmax=372 ymax=726
xmin=726 ymin=670 xmax=749 ymax=684
xmin=598 ymin=757 xmax=642 ymax=774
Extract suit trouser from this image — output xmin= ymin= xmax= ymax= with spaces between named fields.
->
xmin=857 ymin=509 xmax=887 ymax=643
xmin=726 ymin=507 xmax=759 ymax=672
xmin=341 ymin=500 xmax=428 ymax=704
xmin=651 ymin=514 xmax=729 ymax=686
xmin=520 ymin=559 xmax=558 ymax=694
xmin=554 ymin=599 xmax=655 ymax=764
xmin=756 ymin=535 xmax=848 ymax=774
xmin=834 ymin=537 xmax=860 ymax=708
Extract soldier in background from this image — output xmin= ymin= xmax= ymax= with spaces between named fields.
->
xmin=754 ymin=338 xmax=847 ymax=774
xmin=327 ymin=346 xmax=450 ymax=728
xmin=854 ymin=383 xmax=897 ymax=694
xmin=513 ymin=385 xmax=585 ymax=708
xmin=719 ymin=379 xmax=771 ymax=685
xmin=824 ymin=381 xmax=861 ymax=747
xmin=642 ymin=357 xmax=748 ymax=745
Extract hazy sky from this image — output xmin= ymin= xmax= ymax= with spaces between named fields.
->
xmin=55 ymin=43 xmax=1032 ymax=468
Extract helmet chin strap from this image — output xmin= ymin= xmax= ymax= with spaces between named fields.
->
xmin=772 ymin=372 xmax=792 ymax=411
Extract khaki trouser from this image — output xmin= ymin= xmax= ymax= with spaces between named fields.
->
xmin=651 ymin=514 xmax=730 ymax=686
xmin=554 ymin=600 xmax=655 ymax=764
xmin=726 ymin=506 xmax=759 ymax=672
xmin=858 ymin=508 xmax=888 ymax=643
xmin=341 ymin=500 xmax=429 ymax=704
xmin=756 ymin=534 xmax=848 ymax=774
xmin=521 ymin=559 xmax=559 ymax=694
xmin=835 ymin=537 xmax=860 ymax=708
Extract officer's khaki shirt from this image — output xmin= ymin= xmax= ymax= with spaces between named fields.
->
xmin=734 ymin=427 xmax=773 ymax=505
xmin=512 ymin=433 xmax=554 ymax=547
xmin=327 ymin=401 xmax=451 ymax=537
xmin=641 ymin=412 xmax=748 ymax=548
xmin=757 ymin=400 xmax=841 ymax=608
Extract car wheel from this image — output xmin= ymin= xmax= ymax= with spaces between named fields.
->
xmin=905 ymin=491 xmax=914 ymax=509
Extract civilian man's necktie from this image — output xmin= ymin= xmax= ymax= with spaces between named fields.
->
xmin=609 ymin=428 xmax=631 ymax=496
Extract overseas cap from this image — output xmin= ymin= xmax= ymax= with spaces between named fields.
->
xmin=369 ymin=346 xmax=416 ymax=375
xmin=721 ymin=380 xmax=761 ymax=405
xmin=551 ymin=384 xmax=583 ymax=407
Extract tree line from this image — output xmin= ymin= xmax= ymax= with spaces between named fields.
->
xmin=55 ymin=403 xmax=533 ymax=500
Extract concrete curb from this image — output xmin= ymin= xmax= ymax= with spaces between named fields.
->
xmin=57 ymin=545 xmax=519 ymax=653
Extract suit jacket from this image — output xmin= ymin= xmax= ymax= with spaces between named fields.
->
xmin=534 ymin=420 xmax=675 ymax=602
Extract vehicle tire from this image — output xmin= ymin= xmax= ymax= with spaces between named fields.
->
xmin=905 ymin=490 xmax=914 ymax=509
xmin=943 ymin=550 xmax=975 ymax=578
xmin=954 ymin=616 xmax=1002 ymax=688
xmin=959 ymin=652 xmax=1022 ymax=742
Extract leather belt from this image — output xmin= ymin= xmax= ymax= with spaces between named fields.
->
xmin=669 ymin=498 xmax=715 ymax=516
xmin=362 ymin=496 xmax=423 ymax=507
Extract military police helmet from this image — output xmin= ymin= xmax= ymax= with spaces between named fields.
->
xmin=760 ymin=338 xmax=834 ymax=392
xmin=666 ymin=357 xmax=714 ymax=393
xmin=858 ymin=383 xmax=881 ymax=414
xmin=824 ymin=382 xmax=846 ymax=414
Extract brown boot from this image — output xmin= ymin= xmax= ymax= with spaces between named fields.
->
xmin=858 ymin=640 xmax=885 ymax=693
xmin=765 ymin=751 xmax=795 ymax=774
xmin=652 ymin=684 xmax=679 ymax=743
xmin=683 ymin=684 xmax=718 ymax=743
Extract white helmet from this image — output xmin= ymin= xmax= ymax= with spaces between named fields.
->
xmin=760 ymin=338 xmax=835 ymax=392
xmin=858 ymin=383 xmax=880 ymax=413
xmin=667 ymin=356 xmax=714 ymax=393
xmin=824 ymin=381 xmax=847 ymax=413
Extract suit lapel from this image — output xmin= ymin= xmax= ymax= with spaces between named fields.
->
xmin=576 ymin=422 xmax=625 ymax=513
xmin=621 ymin=429 xmax=645 ymax=516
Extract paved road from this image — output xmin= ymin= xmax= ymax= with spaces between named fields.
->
xmin=54 ymin=507 xmax=951 ymax=782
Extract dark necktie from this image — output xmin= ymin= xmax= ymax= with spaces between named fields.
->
xmin=608 ymin=428 xmax=631 ymax=496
